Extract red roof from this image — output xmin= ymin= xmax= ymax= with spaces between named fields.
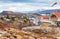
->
xmin=42 ymin=15 xmax=49 ymax=19
xmin=36 ymin=16 xmax=42 ymax=19
xmin=53 ymin=12 xmax=60 ymax=17
xmin=36 ymin=15 xmax=49 ymax=19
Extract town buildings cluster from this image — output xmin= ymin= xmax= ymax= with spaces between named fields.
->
xmin=0 ymin=11 xmax=60 ymax=39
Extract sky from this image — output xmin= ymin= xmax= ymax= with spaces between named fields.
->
xmin=0 ymin=0 xmax=60 ymax=12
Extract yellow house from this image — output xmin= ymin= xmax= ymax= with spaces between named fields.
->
xmin=49 ymin=12 xmax=60 ymax=21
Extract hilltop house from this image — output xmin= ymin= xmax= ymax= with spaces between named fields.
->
xmin=49 ymin=12 xmax=60 ymax=27
xmin=49 ymin=12 xmax=60 ymax=21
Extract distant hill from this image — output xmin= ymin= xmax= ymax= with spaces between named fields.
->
xmin=30 ymin=9 xmax=60 ymax=14
xmin=0 ymin=11 xmax=26 ymax=16
xmin=0 ymin=9 xmax=60 ymax=16
xmin=0 ymin=11 xmax=41 ymax=16
xmin=39 ymin=9 xmax=60 ymax=14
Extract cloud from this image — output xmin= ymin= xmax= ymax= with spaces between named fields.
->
xmin=0 ymin=3 xmax=41 ymax=12
xmin=0 ymin=0 xmax=60 ymax=12
xmin=0 ymin=2 xmax=60 ymax=12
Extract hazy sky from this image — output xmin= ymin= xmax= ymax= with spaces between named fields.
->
xmin=0 ymin=0 xmax=60 ymax=12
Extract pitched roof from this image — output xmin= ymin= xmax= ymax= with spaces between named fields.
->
xmin=36 ymin=16 xmax=42 ymax=19
xmin=42 ymin=15 xmax=49 ymax=19
xmin=36 ymin=15 xmax=49 ymax=19
xmin=53 ymin=12 xmax=60 ymax=17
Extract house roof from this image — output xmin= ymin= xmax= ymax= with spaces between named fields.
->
xmin=36 ymin=16 xmax=42 ymax=19
xmin=36 ymin=15 xmax=49 ymax=19
xmin=53 ymin=12 xmax=60 ymax=17
xmin=42 ymin=15 xmax=49 ymax=19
